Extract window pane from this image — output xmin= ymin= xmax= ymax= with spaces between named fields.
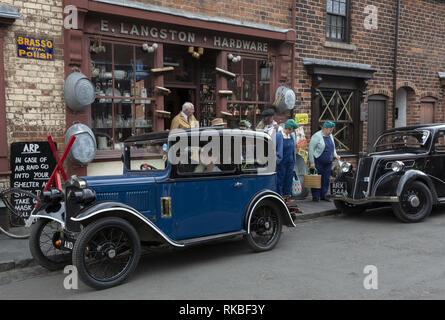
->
xmin=333 ymin=0 xmax=339 ymax=14
xmin=135 ymin=46 xmax=155 ymax=98
xmin=327 ymin=0 xmax=333 ymax=13
xmin=114 ymin=44 xmax=135 ymax=100
xmin=340 ymin=1 xmax=346 ymax=15
xmin=228 ymin=59 xmax=242 ymax=101
xmin=243 ymin=59 xmax=257 ymax=101
xmin=114 ymin=102 xmax=133 ymax=147
xmin=258 ymin=60 xmax=270 ymax=102
xmin=135 ymin=103 xmax=154 ymax=136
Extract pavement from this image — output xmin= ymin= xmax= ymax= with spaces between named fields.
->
xmin=0 ymin=197 xmax=337 ymax=273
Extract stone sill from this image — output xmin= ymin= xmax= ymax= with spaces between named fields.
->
xmin=323 ymin=41 xmax=357 ymax=52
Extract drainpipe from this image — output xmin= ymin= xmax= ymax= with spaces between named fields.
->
xmin=393 ymin=0 xmax=401 ymax=128
xmin=291 ymin=0 xmax=296 ymax=93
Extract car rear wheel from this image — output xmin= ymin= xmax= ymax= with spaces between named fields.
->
xmin=392 ymin=181 xmax=432 ymax=223
xmin=245 ymin=200 xmax=282 ymax=252
xmin=73 ymin=217 xmax=141 ymax=290
xmin=334 ymin=200 xmax=367 ymax=215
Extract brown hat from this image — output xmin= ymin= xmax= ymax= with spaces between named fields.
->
xmin=211 ymin=118 xmax=227 ymax=127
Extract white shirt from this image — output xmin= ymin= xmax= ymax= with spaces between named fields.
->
xmin=181 ymin=111 xmax=189 ymax=122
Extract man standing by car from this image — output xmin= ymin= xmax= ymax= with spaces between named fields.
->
xmin=256 ymin=108 xmax=280 ymax=142
xmin=171 ymin=102 xmax=199 ymax=130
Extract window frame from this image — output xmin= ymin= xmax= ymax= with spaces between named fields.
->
xmin=227 ymin=56 xmax=272 ymax=128
xmin=89 ymin=38 xmax=157 ymax=157
xmin=325 ymin=0 xmax=350 ymax=43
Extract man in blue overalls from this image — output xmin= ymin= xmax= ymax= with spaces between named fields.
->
xmin=308 ymin=122 xmax=340 ymax=202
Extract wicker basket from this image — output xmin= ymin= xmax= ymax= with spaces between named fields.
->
xmin=304 ymin=169 xmax=322 ymax=189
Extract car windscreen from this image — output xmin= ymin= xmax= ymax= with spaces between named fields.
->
xmin=127 ymin=139 xmax=168 ymax=171
xmin=373 ymin=130 xmax=430 ymax=153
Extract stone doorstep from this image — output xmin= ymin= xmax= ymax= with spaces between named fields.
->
xmin=0 ymin=206 xmax=339 ymax=274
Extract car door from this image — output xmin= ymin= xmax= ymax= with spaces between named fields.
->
xmin=155 ymin=138 xmax=245 ymax=241
xmin=429 ymin=130 xmax=445 ymax=197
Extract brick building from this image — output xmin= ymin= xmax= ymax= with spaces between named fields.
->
xmin=0 ymin=0 xmax=444 ymax=183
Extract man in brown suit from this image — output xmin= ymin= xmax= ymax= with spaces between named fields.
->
xmin=170 ymin=102 xmax=199 ymax=130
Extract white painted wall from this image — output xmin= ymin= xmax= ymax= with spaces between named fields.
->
xmin=395 ymin=88 xmax=407 ymax=128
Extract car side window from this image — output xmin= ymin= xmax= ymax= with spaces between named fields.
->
xmin=434 ymin=131 xmax=445 ymax=152
xmin=174 ymin=137 xmax=236 ymax=177
xmin=240 ymin=137 xmax=270 ymax=174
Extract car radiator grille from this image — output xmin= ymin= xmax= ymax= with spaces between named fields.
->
xmin=353 ymin=157 xmax=374 ymax=199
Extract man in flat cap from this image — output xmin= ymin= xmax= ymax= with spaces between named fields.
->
xmin=256 ymin=108 xmax=280 ymax=141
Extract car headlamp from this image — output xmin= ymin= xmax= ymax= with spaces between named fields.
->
xmin=391 ymin=161 xmax=405 ymax=173
xmin=340 ymin=162 xmax=353 ymax=173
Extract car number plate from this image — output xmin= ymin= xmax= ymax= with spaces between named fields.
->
xmin=64 ymin=241 xmax=74 ymax=250
xmin=331 ymin=181 xmax=346 ymax=195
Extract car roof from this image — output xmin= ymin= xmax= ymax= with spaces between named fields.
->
xmin=125 ymin=128 xmax=271 ymax=143
xmin=383 ymin=123 xmax=445 ymax=134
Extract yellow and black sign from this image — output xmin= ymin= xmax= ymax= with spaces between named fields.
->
xmin=17 ymin=36 xmax=54 ymax=61
xmin=295 ymin=113 xmax=309 ymax=125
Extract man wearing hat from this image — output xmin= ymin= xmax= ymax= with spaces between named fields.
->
xmin=256 ymin=108 xmax=279 ymax=138
xmin=239 ymin=120 xmax=251 ymax=130
xmin=211 ymin=118 xmax=227 ymax=128
xmin=275 ymin=119 xmax=299 ymax=201
xmin=308 ymin=121 xmax=341 ymax=202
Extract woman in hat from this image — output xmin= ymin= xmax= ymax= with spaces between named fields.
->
xmin=308 ymin=121 xmax=341 ymax=202
xmin=275 ymin=119 xmax=299 ymax=201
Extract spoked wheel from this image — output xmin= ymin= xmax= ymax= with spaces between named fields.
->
xmin=245 ymin=200 xmax=282 ymax=252
xmin=29 ymin=219 xmax=72 ymax=270
xmin=0 ymin=188 xmax=41 ymax=239
xmin=392 ymin=181 xmax=432 ymax=223
xmin=73 ymin=217 xmax=141 ymax=290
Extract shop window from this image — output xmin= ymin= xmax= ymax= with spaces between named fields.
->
xmin=326 ymin=0 xmax=350 ymax=42
xmin=90 ymin=41 xmax=155 ymax=152
xmin=227 ymin=58 xmax=271 ymax=128
xmin=199 ymin=58 xmax=217 ymax=127
xmin=318 ymin=89 xmax=355 ymax=153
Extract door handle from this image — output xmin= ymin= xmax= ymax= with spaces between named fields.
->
xmin=234 ymin=182 xmax=243 ymax=188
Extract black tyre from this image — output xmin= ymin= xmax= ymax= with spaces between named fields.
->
xmin=29 ymin=219 xmax=72 ymax=271
xmin=72 ymin=217 xmax=141 ymax=290
xmin=392 ymin=181 xmax=432 ymax=223
xmin=245 ymin=200 xmax=283 ymax=252
xmin=334 ymin=200 xmax=367 ymax=215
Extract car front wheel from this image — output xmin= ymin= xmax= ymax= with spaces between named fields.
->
xmin=72 ymin=217 xmax=141 ymax=290
xmin=392 ymin=181 xmax=433 ymax=223
xmin=245 ymin=200 xmax=283 ymax=252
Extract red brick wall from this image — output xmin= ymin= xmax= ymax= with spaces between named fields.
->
xmin=397 ymin=0 xmax=445 ymax=125
xmin=293 ymin=0 xmax=398 ymax=155
xmin=130 ymin=0 xmax=293 ymax=30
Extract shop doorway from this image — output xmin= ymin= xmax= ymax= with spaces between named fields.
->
xmin=164 ymin=88 xmax=196 ymax=130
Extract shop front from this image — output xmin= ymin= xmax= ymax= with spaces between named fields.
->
xmin=64 ymin=0 xmax=295 ymax=176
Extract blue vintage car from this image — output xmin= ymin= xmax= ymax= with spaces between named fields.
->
xmin=29 ymin=128 xmax=296 ymax=289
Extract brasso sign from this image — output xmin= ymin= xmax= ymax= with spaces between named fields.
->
xmin=96 ymin=19 xmax=270 ymax=54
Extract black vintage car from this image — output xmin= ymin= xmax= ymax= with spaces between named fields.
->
xmin=332 ymin=124 xmax=445 ymax=223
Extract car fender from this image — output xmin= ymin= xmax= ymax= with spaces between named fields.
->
xmin=71 ymin=202 xmax=184 ymax=248
xmin=30 ymin=202 xmax=66 ymax=229
xmin=396 ymin=170 xmax=438 ymax=202
xmin=244 ymin=190 xmax=296 ymax=233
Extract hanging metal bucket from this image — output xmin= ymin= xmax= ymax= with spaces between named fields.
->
xmin=65 ymin=123 xmax=97 ymax=166
xmin=274 ymin=86 xmax=296 ymax=115
xmin=64 ymin=72 xmax=95 ymax=112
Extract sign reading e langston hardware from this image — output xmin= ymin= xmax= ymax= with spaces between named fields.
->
xmin=17 ymin=36 xmax=54 ymax=61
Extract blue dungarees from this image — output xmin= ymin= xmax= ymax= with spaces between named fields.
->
xmin=312 ymin=136 xmax=334 ymax=200
xmin=277 ymin=134 xmax=296 ymax=197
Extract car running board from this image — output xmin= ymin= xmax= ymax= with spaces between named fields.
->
xmin=179 ymin=230 xmax=247 ymax=247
